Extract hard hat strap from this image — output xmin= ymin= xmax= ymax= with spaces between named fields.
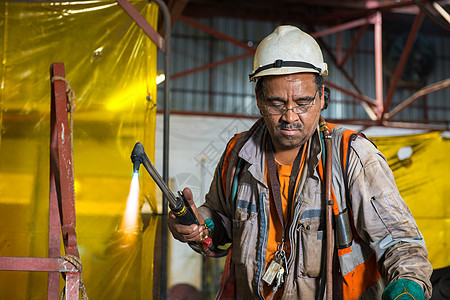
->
xmin=249 ymin=59 xmax=322 ymax=80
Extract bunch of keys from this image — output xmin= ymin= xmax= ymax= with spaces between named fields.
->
xmin=262 ymin=247 xmax=287 ymax=300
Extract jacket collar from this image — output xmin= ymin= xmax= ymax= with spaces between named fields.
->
xmin=237 ymin=119 xmax=324 ymax=184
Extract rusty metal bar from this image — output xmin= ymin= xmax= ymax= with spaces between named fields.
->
xmin=0 ymin=257 xmax=78 ymax=272
xmin=316 ymin=33 xmax=379 ymax=121
xmin=0 ymin=63 xmax=82 ymax=299
xmin=50 ymin=63 xmax=79 ymax=258
xmin=385 ymin=78 xmax=450 ymax=119
xmin=338 ymin=24 xmax=369 ymax=67
xmin=179 ymin=15 xmax=256 ymax=52
xmin=383 ymin=11 xmax=425 ymax=115
xmin=316 ymin=34 xmax=365 ymax=95
xmin=171 ymin=51 xmax=254 ymax=80
xmin=65 ymin=272 xmax=81 ymax=300
xmin=336 ymin=31 xmax=342 ymax=65
xmin=48 ymin=142 xmax=62 ymax=298
xmin=170 ymin=16 xmax=256 ymax=81
xmin=116 ymin=0 xmax=165 ymax=51
xmin=50 ymin=63 xmax=80 ymax=300
xmin=311 ymin=16 xmax=372 ymax=39
xmin=374 ymin=11 xmax=384 ymax=119
xmin=381 ymin=120 xmax=448 ymax=130
xmin=324 ymin=80 xmax=377 ymax=107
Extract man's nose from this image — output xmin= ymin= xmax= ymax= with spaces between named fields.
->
xmin=281 ymin=103 xmax=299 ymax=123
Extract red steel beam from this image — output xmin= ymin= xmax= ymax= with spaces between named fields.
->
xmin=317 ymin=36 xmax=368 ymax=103
xmin=48 ymin=147 xmax=62 ymax=298
xmin=50 ymin=63 xmax=79 ymax=258
xmin=337 ymin=31 xmax=342 ymax=65
xmin=385 ymin=78 xmax=450 ymax=120
xmin=383 ymin=11 xmax=425 ymax=115
xmin=171 ymin=51 xmax=254 ymax=79
xmin=338 ymin=23 xmax=369 ymax=67
xmin=325 ymin=80 xmax=377 ymax=106
xmin=116 ymin=0 xmax=165 ymax=51
xmin=65 ymin=272 xmax=81 ymax=300
xmin=0 ymin=257 xmax=77 ymax=272
xmin=170 ymin=16 xmax=256 ymax=80
xmin=179 ymin=15 xmax=256 ymax=52
xmin=49 ymin=64 xmax=65 ymax=299
xmin=374 ymin=11 xmax=384 ymax=119
xmin=327 ymin=119 xmax=447 ymax=130
xmin=0 ymin=63 xmax=82 ymax=300
xmin=311 ymin=16 xmax=373 ymax=39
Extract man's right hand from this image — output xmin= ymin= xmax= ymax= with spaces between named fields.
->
xmin=167 ymin=187 xmax=206 ymax=243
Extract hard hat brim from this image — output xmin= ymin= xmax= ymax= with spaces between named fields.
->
xmin=249 ymin=66 xmax=328 ymax=82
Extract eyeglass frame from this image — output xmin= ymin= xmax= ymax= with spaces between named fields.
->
xmin=263 ymin=89 xmax=319 ymax=115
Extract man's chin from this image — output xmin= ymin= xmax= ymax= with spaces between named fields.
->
xmin=275 ymin=137 xmax=305 ymax=149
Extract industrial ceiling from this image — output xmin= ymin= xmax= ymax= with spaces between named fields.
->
xmin=155 ymin=0 xmax=450 ymax=130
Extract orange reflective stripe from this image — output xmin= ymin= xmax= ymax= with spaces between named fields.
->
xmin=325 ymin=122 xmax=340 ymax=131
xmin=321 ymin=123 xmax=382 ymax=299
xmin=337 ymin=247 xmax=352 ymax=256
xmin=342 ymin=253 xmax=382 ymax=299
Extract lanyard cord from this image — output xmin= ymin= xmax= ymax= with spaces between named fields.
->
xmin=266 ymin=136 xmax=303 ymax=243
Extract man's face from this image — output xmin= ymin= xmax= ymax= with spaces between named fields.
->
xmin=256 ymin=73 xmax=324 ymax=152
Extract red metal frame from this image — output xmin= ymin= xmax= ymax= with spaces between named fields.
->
xmin=383 ymin=11 xmax=425 ymax=115
xmin=116 ymin=0 xmax=165 ymax=51
xmin=173 ymin=7 xmax=448 ymax=130
xmin=0 ymin=63 xmax=81 ymax=300
xmin=170 ymin=16 xmax=256 ymax=80
xmin=338 ymin=24 xmax=369 ymax=68
xmin=374 ymin=11 xmax=384 ymax=120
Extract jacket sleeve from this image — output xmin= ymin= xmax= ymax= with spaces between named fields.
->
xmin=198 ymin=154 xmax=233 ymax=249
xmin=345 ymin=137 xmax=433 ymax=299
xmin=194 ymin=134 xmax=244 ymax=255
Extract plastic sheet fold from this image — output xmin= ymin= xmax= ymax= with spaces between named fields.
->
xmin=0 ymin=1 xmax=159 ymax=298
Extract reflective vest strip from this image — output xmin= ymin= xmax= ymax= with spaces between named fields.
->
xmin=342 ymin=252 xmax=382 ymax=299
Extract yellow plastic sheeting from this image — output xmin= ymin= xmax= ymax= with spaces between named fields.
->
xmin=0 ymin=1 xmax=159 ymax=298
xmin=371 ymin=131 xmax=450 ymax=269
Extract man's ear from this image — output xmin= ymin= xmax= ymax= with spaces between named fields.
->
xmin=255 ymin=86 xmax=263 ymax=111
xmin=320 ymin=85 xmax=325 ymax=110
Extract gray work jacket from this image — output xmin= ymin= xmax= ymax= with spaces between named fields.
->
xmin=198 ymin=118 xmax=432 ymax=299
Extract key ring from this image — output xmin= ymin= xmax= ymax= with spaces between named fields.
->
xmin=276 ymin=241 xmax=289 ymax=275
xmin=276 ymin=241 xmax=286 ymax=258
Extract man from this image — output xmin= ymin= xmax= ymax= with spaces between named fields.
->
xmin=168 ymin=25 xmax=432 ymax=299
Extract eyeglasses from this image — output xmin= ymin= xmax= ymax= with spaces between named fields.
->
xmin=264 ymin=90 xmax=318 ymax=115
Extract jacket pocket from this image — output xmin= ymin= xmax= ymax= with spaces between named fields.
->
xmin=232 ymin=215 xmax=257 ymax=267
xmin=298 ymin=223 xmax=324 ymax=278
xmin=370 ymin=193 xmax=420 ymax=239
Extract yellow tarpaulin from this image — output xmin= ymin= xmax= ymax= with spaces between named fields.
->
xmin=371 ymin=131 xmax=450 ymax=269
xmin=0 ymin=1 xmax=159 ymax=298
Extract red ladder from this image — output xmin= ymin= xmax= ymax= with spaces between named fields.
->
xmin=0 ymin=63 xmax=81 ymax=300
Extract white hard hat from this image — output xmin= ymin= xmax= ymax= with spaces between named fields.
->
xmin=249 ymin=25 xmax=328 ymax=81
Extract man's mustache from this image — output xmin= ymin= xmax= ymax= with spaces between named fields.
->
xmin=278 ymin=123 xmax=302 ymax=130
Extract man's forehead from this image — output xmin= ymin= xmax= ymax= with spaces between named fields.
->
xmin=265 ymin=73 xmax=316 ymax=85
xmin=263 ymin=73 xmax=317 ymax=94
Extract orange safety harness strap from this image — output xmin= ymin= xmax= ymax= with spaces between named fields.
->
xmin=318 ymin=122 xmax=381 ymax=299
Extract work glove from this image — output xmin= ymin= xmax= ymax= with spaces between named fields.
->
xmin=382 ymin=279 xmax=425 ymax=300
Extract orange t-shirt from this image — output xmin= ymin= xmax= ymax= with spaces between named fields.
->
xmin=262 ymin=146 xmax=306 ymax=299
